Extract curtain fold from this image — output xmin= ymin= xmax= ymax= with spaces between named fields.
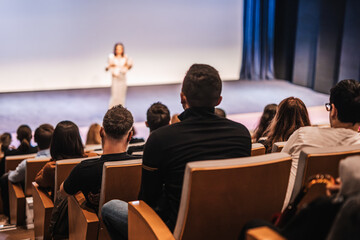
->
xmin=240 ymin=0 xmax=275 ymax=80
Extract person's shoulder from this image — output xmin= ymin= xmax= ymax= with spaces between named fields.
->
xmin=222 ymin=118 xmax=251 ymax=134
xmin=78 ymin=157 xmax=101 ymax=167
xmin=108 ymin=53 xmax=115 ymax=59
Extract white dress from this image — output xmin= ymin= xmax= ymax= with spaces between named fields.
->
xmin=108 ymin=53 xmax=132 ymax=108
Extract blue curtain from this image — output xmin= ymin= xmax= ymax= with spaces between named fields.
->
xmin=240 ymin=0 xmax=275 ymax=80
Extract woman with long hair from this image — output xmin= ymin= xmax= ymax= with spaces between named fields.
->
xmin=86 ymin=123 xmax=101 ymax=145
xmin=35 ymin=120 xmax=84 ymax=193
xmin=106 ymin=42 xmax=133 ymax=108
xmin=252 ymin=104 xmax=277 ymax=142
xmin=263 ymin=97 xmax=311 ymax=152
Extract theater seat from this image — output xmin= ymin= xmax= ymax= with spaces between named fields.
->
xmin=5 ymin=153 xmax=37 ymax=172
xmin=246 ymin=226 xmax=286 ymax=240
xmin=290 ymin=144 xmax=360 ymax=208
xmin=251 ymin=143 xmax=266 ymax=156
xmin=68 ymin=159 xmax=142 ymax=240
xmin=32 ymin=157 xmax=96 ymax=240
xmin=271 ymin=142 xmax=287 ymax=153
xmin=128 ymin=153 xmax=292 ymax=240
xmin=9 ymin=157 xmax=50 ymax=226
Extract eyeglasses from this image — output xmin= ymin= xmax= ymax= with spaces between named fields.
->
xmin=325 ymin=103 xmax=332 ymax=111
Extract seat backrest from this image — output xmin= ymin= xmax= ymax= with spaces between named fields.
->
xmin=251 ymin=143 xmax=266 ymax=156
xmin=290 ymin=144 xmax=360 ymax=203
xmin=271 ymin=141 xmax=287 ymax=153
xmin=54 ymin=157 xmax=98 ymax=200
xmin=173 ymin=153 xmax=292 ymax=240
xmin=98 ymin=159 xmax=142 ymax=215
xmin=5 ymin=153 xmax=37 ymax=172
xmin=25 ymin=157 xmax=50 ymax=196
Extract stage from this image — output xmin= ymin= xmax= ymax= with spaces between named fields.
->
xmin=0 ymin=79 xmax=330 ymax=142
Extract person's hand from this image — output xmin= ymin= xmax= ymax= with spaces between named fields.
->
xmin=326 ymin=177 xmax=341 ymax=196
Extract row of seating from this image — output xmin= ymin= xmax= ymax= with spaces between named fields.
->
xmin=6 ymin=143 xmax=360 ymax=239
xmin=126 ymin=144 xmax=360 ymax=240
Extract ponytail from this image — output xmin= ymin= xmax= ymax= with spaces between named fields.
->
xmin=18 ymin=138 xmax=30 ymax=152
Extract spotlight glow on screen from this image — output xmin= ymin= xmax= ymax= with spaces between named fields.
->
xmin=0 ymin=0 xmax=243 ymax=92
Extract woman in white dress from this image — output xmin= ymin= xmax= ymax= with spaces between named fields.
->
xmin=106 ymin=43 xmax=133 ymax=108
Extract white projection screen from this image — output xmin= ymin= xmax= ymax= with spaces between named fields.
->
xmin=0 ymin=0 xmax=243 ymax=92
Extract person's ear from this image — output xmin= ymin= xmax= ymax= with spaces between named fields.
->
xmin=180 ymin=92 xmax=189 ymax=109
xmin=330 ymin=103 xmax=337 ymax=119
xmin=215 ymin=96 xmax=223 ymax=106
xmin=145 ymin=121 xmax=149 ymax=128
xmin=127 ymin=129 xmax=133 ymax=142
xmin=100 ymin=127 xmax=105 ymax=138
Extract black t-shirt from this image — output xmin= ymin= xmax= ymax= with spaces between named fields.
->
xmin=139 ymin=107 xmax=251 ymax=231
xmin=63 ymin=152 xmax=139 ymax=210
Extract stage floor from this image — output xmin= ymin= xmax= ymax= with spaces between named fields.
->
xmin=0 ymin=80 xmax=330 ymax=141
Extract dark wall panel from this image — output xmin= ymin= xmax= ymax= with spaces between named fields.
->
xmin=273 ymin=0 xmax=298 ymax=80
xmin=292 ymin=0 xmax=321 ymax=88
xmin=313 ymin=0 xmax=347 ymax=93
xmin=338 ymin=0 xmax=360 ymax=82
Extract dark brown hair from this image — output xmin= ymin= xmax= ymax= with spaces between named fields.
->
xmin=16 ymin=125 xmax=32 ymax=152
xmin=34 ymin=124 xmax=54 ymax=150
xmin=330 ymin=79 xmax=360 ymax=124
xmin=264 ymin=97 xmax=310 ymax=151
xmin=103 ymin=105 xmax=133 ymax=139
xmin=182 ymin=64 xmax=222 ymax=107
xmin=113 ymin=42 xmax=125 ymax=57
xmin=253 ymin=104 xmax=277 ymax=142
xmin=146 ymin=102 xmax=170 ymax=132
xmin=50 ymin=121 xmax=84 ymax=160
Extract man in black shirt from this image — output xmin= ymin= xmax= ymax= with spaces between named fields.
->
xmin=60 ymin=105 xmax=139 ymax=210
xmin=101 ymin=64 xmax=251 ymax=240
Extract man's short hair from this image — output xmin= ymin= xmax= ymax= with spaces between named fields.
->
xmin=34 ymin=124 xmax=54 ymax=150
xmin=182 ymin=64 xmax=222 ymax=107
xmin=330 ymin=79 xmax=360 ymax=124
xmin=147 ymin=102 xmax=170 ymax=132
xmin=103 ymin=105 xmax=134 ymax=139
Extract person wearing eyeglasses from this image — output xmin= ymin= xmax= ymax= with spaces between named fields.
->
xmin=281 ymin=79 xmax=360 ymax=209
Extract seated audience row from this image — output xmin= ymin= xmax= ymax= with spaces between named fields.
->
xmin=0 ymin=63 xmax=359 ymax=240
xmin=0 ymin=124 xmax=53 ymax=220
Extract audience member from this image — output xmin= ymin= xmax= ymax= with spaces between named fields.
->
xmin=86 ymin=123 xmax=101 ymax=145
xmin=240 ymin=155 xmax=360 ymax=240
xmin=214 ymin=107 xmax=226 ymax=118
xmin=0 ymin=133 xmax=12 ymax=154
xmin=262 ymin=97 xmax=310 ymax=152
xmin=60 ymin=105 xmax=139 ymax=211
xmin=0 ymin=124 xmax=54 ymax=220
xmin=101 ymin=63 xmax=251 ymax=239
xmin=5 ymin=125 xmax=37 ymax=156
xmin=0 ymin=125 xmax=38 ymax=177
xmin=35 ymin=121 xmax=84 ymax=195
xmin=127 ymin=102 xmax=170 ymax=155
xmin=282 ymin=79 xmax=360 ymax=208
xmin=252 ymin=103 xmax=277 ymax=142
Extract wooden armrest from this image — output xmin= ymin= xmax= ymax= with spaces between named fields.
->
xmin=8 ymin=181 xmax=25 ymax=225
xmin=32 ymin=182 xmax=54 ymax=239
xmin=68 ymin=192 xmax=99 ymax=240
xmin=246 ymin=226 xmax=286 ymax=240
xmin=128 ymin=200 xmax=175 ymax=240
